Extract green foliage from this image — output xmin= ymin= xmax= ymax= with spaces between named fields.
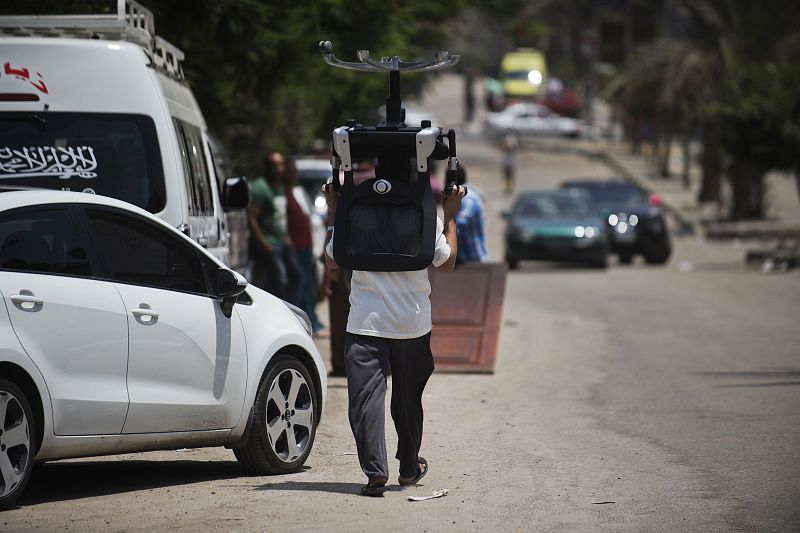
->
xmin=605 ymin=0 xmax=800 ymax=218
xmin=145 ymin=0 xmax=468 ymax=175
xmin=716 ymin=62 xmax=800 ymax=172
xmin=605 ymin=39 xmax=714 ymax=132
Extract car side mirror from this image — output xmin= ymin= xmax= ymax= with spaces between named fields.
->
xmin=222 ymin=176 xmax=250 ymax=211
xmin=217 ymin=268 xmax=248 ymax=317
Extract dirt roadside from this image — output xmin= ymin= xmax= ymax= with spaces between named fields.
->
xmin=5 ymin=147 xmax=736 ymax=532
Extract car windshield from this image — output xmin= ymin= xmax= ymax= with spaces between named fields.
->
xmin=516 ymin=194 xmax=592 ymax=218
xmin=0 ymin=112 xmax=165 ymax=213
xmin=506 ymin=71 xmax=533 ymax=80
xmin=572 ymin=184 xmax=645 ymax=208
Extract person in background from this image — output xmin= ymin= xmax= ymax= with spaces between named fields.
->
xmin=463 ymin=66 xmax=476 ymax=124
xmin=285 ymin=158 xmax=327 ymax=336
xmin=499 ymin=134 xmax=518 ymax=194
xmin=248 ymin=150 xmax=303 ymax=305
xmin=454 ymin=165 xmax=488 ymax=265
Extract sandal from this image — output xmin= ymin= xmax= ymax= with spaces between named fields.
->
xmin=360 ymin=476 xmax=388 ymax=497
xmin=398 ymin=457 xmax=428 ymax=486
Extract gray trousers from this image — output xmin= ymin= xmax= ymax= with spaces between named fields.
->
xmin=345 ymin=332 xmax=435 ymax=480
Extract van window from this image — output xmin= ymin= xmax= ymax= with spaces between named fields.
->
xmin=173 ymin=118 xmax=197 ymax=216
xmin=173 ymin=119 xmax=213 ymax=217
xmin=0 ymin=112 xmax=165 ymax=212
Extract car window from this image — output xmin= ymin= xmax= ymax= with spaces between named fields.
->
xmin=505 ymin=71 xmax=531 ymax=80
xmin=0 ymin=208 xmax=92 ymax=276
xmin=85 ymin=209 xmax=208 ymax=295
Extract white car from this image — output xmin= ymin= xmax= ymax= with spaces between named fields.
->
xmin=485 ymin=103 xmax=583 ymax=138
xmin=0 ymin=190 xmax=326 ymax=509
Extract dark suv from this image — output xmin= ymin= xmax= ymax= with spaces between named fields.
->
xmin=561 ymin=180 xmax=671 ymax=264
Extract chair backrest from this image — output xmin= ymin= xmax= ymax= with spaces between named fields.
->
xmin=331 ymin=128 xmax=446 ymax=271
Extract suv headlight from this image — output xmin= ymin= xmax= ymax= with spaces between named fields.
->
xmin=283 ymin=301 xmax=312 ymax=336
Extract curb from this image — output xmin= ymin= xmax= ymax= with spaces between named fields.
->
xmin=704 ymin=222 xmax=800 ymax=240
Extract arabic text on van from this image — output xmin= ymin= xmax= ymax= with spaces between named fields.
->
xmin=0 ymin=146 xmax=98 ymax=180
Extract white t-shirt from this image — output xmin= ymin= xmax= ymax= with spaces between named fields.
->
xmin=326 ymin=217 xmax=451 ymax=339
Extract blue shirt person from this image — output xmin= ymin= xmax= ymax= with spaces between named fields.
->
xmin=454 ymin=165 xmax=488 ymax=264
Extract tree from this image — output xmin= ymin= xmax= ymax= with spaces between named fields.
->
xmin=673 ymin=0 xmax=800 ymax=218
xmin=145 ymin=0 xmax=468 ymax=176
xmin=606 ymin=0 xmax=800 ymax=219
xmin=716 ymin=62 xmax=800 ymax=219
xmin=604 ymin=39 xmax=712 ymax=182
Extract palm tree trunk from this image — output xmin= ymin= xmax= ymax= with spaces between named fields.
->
xmin=659 ymin=134 xmax=672 ymax=178
xmin=698 ymin=120 xmax=722 ymax=204
xmin=728 ymin=158 xmax=766 ymax=220
xmin=795 ymin=167 xmax=800 ymax=207
xmin=681 ymin=135 xmax=691 ymax=189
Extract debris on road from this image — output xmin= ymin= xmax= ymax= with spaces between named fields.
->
xmin=746 ymin=240 xmax=799 ymax=272
xmin=408 ymin=489 xmax=449 ymax=502
xmin=591 ymin=501 xmax=616 ymax=505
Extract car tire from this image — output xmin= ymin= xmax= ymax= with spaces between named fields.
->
xmin=589 ymin=255 xmax=608 ymax=269
xmin=618 ymin=251 xmax=635 ymax=264
xmin=234 ymin=355 xmax=318 ymax=475
xmin=642 ymin=238 xmax=672 ymax=265
xmin=506 ymin=256 xmax=519 ymax=270
xmin=0 ymin=378 xmax=36 ymax=511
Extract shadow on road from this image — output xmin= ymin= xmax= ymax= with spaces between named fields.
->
xmin=717 ymin=381 xmax=800 ymax=388
xmin=255 ymin=481 xmax=404 ymax=496
xmin=694 ymin=369 xmax=800 ymax=388
xmin=19 ymin=459 xmax=247 ymax=507
xmin=511 ymin=262 xmax=609 ymax=273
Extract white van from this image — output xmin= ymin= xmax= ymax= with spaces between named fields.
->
xmin=0 ymin=0 xmax=248 ymax=264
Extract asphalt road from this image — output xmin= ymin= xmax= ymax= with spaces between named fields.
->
xmin=4 ymin=76 xmax=800 ymax=532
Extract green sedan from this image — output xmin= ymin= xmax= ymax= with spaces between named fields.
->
xmin=504 ymin=190 xmax=609 ymax=269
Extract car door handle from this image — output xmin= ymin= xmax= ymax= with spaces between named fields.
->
xmin=10 ymin=294 xmax=44 ymax=305
xmin=131 ymin=308 xmax=159 ymax=318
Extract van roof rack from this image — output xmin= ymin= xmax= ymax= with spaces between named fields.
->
xmin=0 ymin=0 xmax=184 ymax=80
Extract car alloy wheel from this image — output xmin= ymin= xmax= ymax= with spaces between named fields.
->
xmin=264 ymin=368 xmax=314 ymax=463
xmin=0 ymin=379 xmax=35 ymax=510
xmin=233 ymin=355 xmax=318 ymax=474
